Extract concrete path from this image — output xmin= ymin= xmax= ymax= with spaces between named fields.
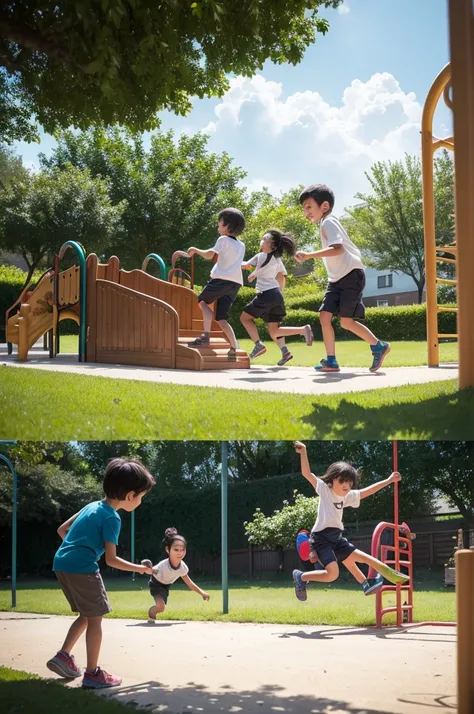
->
xmin=0 ymin=346 xmax=458 ymax=396
xmin=0 ymin=613 xmax=456 ymax=714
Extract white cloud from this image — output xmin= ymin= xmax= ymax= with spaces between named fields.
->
xmin=338 ymin=2 xmax=351 ymax=14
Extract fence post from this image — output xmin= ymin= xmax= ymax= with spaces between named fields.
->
xmin=248 ymin=543 xmax=253 ymax=578
xmin=456 ymin=549 xmax=474 ymax=714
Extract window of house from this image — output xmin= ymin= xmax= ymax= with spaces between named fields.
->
xmin=377 ymin=300 xmax=389 ymax=308
xmin=377 ymin=274 xmax=393 ymax=289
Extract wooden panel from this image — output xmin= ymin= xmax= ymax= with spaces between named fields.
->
xmin=58 ymin=266 xmax=80 ymax=307
xmin=94 ymin=280 xmax=178 ymax=368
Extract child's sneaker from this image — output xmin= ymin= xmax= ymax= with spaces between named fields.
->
xmin=82 ymin=667 xmax=122 ymax=689
xmin=292 ymin=569 xmax=307 ymax=601
xmin=227 ymin=347 xmax=237 ymax=361
xmin=315 ymin=358 xmax=340 ymax=372
xmin=303 ymin=325 xmax=314 ymax=347
xmin=188 ymin=333 xmax=210 ymax=347
xmin=383 ymin=568 xmax=410 ymax=585
xmin=250 ymin=342 xmax=267 ymax=359
xmin=46 ymin=650 xmax=82 ymax=679
xmin=362 ymin=574 xmax=384 ymax=595
xmin=277 ymin=350 xmax=293 ymax=366
xmin=369 ymin=341 xmax=391 ymax=372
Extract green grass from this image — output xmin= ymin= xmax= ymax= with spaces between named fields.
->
xmin=59 ymin=335 xmax=458 ymax=368
xmin=0 ymin=573 xmax=455 ymax=627
xmin=1 ymin=366 xmax=472 ymax=439
xmin=0 ymin=666 xmax=138 ymax=713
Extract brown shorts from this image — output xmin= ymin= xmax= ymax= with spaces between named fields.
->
xmin=55 ymin=571 xmax=112 ymax=617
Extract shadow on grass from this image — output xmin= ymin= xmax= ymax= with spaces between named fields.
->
xmin=276 ymin=624 xmax=457 ymax=646
xmin=302 ymin=387 xmax=474 ymax=439
xmin=125 ymin=621 xmax=184 ymax=628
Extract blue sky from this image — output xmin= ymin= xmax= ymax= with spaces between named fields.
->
xmin=13 ymin=0 xmax=452 ymax=213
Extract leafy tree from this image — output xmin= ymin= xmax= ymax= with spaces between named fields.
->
xmin=0 ymin=72 xmax=38 ymax=144
xmin=0 ymin=145 xmax=28 ymax=190
xmin=0 ymin=1 xmax=341 ymax=139
xmin=0 ymin=163 xmax=125 ymax=290
xmin=244 ymin=491 xmax=318 ymax=550
xmin=344 ymin=151 xmax=455 ymax=303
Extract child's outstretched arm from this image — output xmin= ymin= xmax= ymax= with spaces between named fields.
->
xmin=294 ymin=441 xmax=317 ymax=489
xmin=295 ymin=245 xmax=344 ymax=263
xmin=359 ymin=471 xmax=401 ymax=500
xmin=181 ymin=574 xmax=210 ymax=600
xmin=104 ymin=542 xmax=152 ymax=575
xmin=57 ymin=510 xmax=82 ymax=540
xmin=187 ymin=246 xmax=216 ymax=261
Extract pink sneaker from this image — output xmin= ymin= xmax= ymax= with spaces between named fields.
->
xmin=82 ymin=667 xmax=122 ymax=689
xmin=46 ymin=650 xmax=82 ymax=678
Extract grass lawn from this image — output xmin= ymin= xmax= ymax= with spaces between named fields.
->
xmin=59 ymin=335 xmax=458 ymax=368
xmin=1 ymin=365 xmax=472 ymax=439
xmin=0 ymin=666 xmax=138 ymax=713
xmin=0 ymin=573 xmax=456 ymax=628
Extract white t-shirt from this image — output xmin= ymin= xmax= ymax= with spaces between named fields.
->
xmin=151 ymin=558 xmax=189 ymax=584
xmin=210 ymin=235 xmax=246 ymax=285
xmin=242 ymin=252 xmax=287 ymax=292
xmin=320 ymin=215 xmax=365 ymax=283
xmin=311 ymin=476 xmax=361 ymax=533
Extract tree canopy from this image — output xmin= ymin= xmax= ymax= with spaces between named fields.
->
xmin=0 ymin=1 xmax=341 ymax=141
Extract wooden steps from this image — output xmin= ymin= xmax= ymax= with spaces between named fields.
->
xmin=175 ymin=341 xmax=250 ymax=370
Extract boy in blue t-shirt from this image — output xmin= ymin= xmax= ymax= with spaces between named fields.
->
xmin=46 ymin=458 xmax=155 ymax=690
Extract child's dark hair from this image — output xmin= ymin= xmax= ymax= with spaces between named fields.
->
xmin=103 ymin=458 xmax=155 ymax=500
xmin=163 ymin=527 xmax=187 ymax=549
xmin=218 ymin=207 xmax=246 ymax=236
xmin=299 ymin=184 xmax=335 ymax=214
xmin=262 ymin=229 xmax=297 ymax=265
xmin=321 ymin=461 xmax=359 ymax=488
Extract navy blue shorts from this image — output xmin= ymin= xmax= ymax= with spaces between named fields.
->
xmin=309 ymin=528 xmax=356 ymax=567
xmin=243 ymin=288 xmax=286 ymax=323
xmin=198 ymin=279 xmax=240 ymax=321
xmin=148 ymin=577 xmax=170 ymax=604
xmin=319 ymin=269 xmax=366 ymax=319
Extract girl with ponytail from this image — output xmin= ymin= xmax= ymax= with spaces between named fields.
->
xmin=142 ymin=528 xmax=210 ymax=623
xmin=241 ymin=229 xmax=313 ymax=365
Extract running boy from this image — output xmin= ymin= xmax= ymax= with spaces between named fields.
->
xmin=186 ymin=207 xmax=246 ymax=361
xmin=142 ymin=527 xmax=209 ymax=623
xmin=292 ymin=441 xmax=409 ymax=601
xmin=46 ymin=458 xmax=155 ymax=689
xmin=241 ymin=229 xmax=313 ymax=366
xmin=295 ymin=184 xmax=390 ymax=372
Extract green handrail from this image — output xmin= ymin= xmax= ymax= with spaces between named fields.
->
xmin=0 ymin=442 xmax=18 ymax=608
xmin=58 ymin=241 xmax=87 ymax=363
xmin=141 ymin=253 xmax=167 ymax=280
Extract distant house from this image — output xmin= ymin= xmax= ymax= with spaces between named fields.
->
xmin=363 ymin=267 xmax=425 ymax=307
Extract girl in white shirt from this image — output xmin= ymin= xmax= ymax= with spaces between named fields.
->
xmin=241 ymin=229 xmax=313 ymax=366
xmin=142 ymin=528 xmax=210 ymax=623
xmin=292 ymin=442 xmax=409 ymax=602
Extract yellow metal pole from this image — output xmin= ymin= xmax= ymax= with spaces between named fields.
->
xmin=456 ymin=549 xmax=474 ymax=714
xmin=421 ymin=64 xmax=451 ymax=368
xmin=449 ymin=0 xmax=474 ymax=388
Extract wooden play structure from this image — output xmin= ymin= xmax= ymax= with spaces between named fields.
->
xmin=422 ymin=0 xmax=474 ymax=389
xmin=6 ymin=242 xmax=250 ymax=371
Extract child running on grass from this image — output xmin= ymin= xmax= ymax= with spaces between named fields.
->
xmin=240 ymin=229 xmax=313 ymax=366
xmin=47 ymin=458 xmax=155 ymax=689
xmin=186 ymin=207 xmax=246 ymax=361
xmin=295 ymin=184 xmax=390 ymax=372
xmin=292 ymin=441 xmax=409 ymax=601
xmin=142 ymin=527 xmax=210 ymax=622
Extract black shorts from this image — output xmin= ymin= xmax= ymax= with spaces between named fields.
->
xmin=243 ymin=288 xmax=286 ymax=324
xmin=319 ymin=269 xmax=366 ymax=319
xmin=309 ymin=528 xmax=356 ymax=567
xmin=198 ymin=279 xmax=240 ymax=321
xmin=149 ymin=577 xmax=170 ymax=604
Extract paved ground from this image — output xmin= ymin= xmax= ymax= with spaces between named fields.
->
xmin=0 ymin=613 xmax=456 ymax=714
xmin=0 ymin=346 xmax=458 ymax=396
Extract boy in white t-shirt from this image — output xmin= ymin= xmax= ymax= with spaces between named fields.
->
xmin=295 ymin=184 xmax=390 ymax=373
xmin=292 ymin=442 xmax=409 ymax=602
xmin=186 ymin=208 xmax=246 ymax=361
xmin=241 ymin=229 xmax=313 ymax=366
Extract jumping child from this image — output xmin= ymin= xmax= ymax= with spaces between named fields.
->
xmin=240 ymin=229 xmax=313 ymax=366
xmin=295 ymin=184 xmax=390 ymax=372
xmin=47 ymin=458 xmax=155 ymax=689
xmin=186 ymin=207 xmax=246 ymax=361
xmin=142 ymin=527 xmax=210 ymax=623
xmin=292 ymin=441 xmax=409 ymax=601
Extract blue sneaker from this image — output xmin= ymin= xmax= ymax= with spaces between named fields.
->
xmin=362 ymin=574 xmax=384 ymax=595
xmin=369 ymin=341 xmax=391 ymax=372
xmin=292 ymin=569 xmax=307 ymax=601
xmin=315 ymin=358 xmax=340 ymax=372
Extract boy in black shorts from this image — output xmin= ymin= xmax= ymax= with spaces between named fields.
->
xmin=187 ymin=207 xmax=246 ymax=361
xmin=295 ymin=184 xmax=390 ymax=372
